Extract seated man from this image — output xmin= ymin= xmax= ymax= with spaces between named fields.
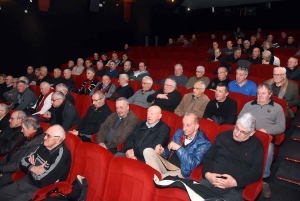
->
xmin=286 ymin=57 xmax=300 ymax=83
xmin=239 ymin=83 xmax=285 ymax=197
xmin=262 ymin=50 xmax=280 ymax=66
xmin=43 ymin=92 xmax=80 ymax=131
xmin=0 ymin=125 xmax=71 ymax=201
xmin=95 ymin=60 xmax=106 ymax=77
xmin=119 ymin=53 xmax=136 ymax=68
xmin=36 ymin=66 xmax=53 ymax=86
xmin=4 ymin=75 xmax=13 ymax=94
xmin=207 ymin=48 xmax=224 ymax=62
xmin=158 ymin=64 xmax=188 ymax=87
xmin=71 ymin=58 xmax=85 ymax=75
xmin=282 ymin=36 xmax=298 ymax=48
xmin=207 ymin=42 xmax=221 ymax=54
xmin=200 ymin=113 xmax=264 ymax=201
xmin=122 ymin=44 xmax=131 ymax=53
xmin=109 ymin=74 xmax=134 ymax=100
xmin=116 ymin=105 xmax=170 ymax=161
xmin=207 ymin=67 xmax=231 ymax=90
xmin=129 ymin=62 xmax=150 ymax=82
xmin=56 ymin=83 xmax=74 ymax=105
xmin=265 ymin=67 xmax=299 ymax=118
xmin=210 ymin=34 xmax=217 ymax=41
xmin=0 ymin=110 xmax=26 ymax=156
xmin=106 ymin=52 xmax=121 ymax=66
xmin=222 ymin=41 xmax=236 ymax=55
xmin=96 ymin=75 xmax=116 ymax=99
xmin=3 ymin=78 xmax=18 ymax=104
xmin=101 ymin=52 xmax=109 ymax=66
xmin=267 ymin=34 xmax=280 ymax=48
xmin=92 ymin=52 xmax=100 ymax=65
xmin=105 ymin=61 xmax=119 ymax=78
xmin=190 ymin=34 xmax=198 ymax=42
xmin=0 ymin=103 xmax=10 ymax=132
xmin=0 ymin=117 xmax=44 ymax=186
xmin=166 ymin=38 xmax=176 ymax=47
xmin=249 ymin=35 xmax=260 ymax=50
xmin=226 ymin=48 xmax=242 ymax=63
xmin=9 ymin=80 xmax=37 ymax=112
xmin=147 ymin=78 xmax=182 ymax=112
xmin=128 ymin=76 xmax=155 ymax=108
xmin=25 ymin=66 xmax=36 ymax=84
xmin=62 ymin=69 xmax=76 ymax=92
xmin=97 ymin=97 xmax=138 ymax=153
xmin=242 ymin=40 xmax=252 ymax=54
xmin=70 ymin=91 xmax=112 ymax=142
xmin=77 ymin=67 xmax=99 ymax=95
xmin=85 ymin=59 xmax=93 ymax=68
xmin=177 ymin=34 xmax=186 ymax=42
xmin=50 ymin=68 xmax=64 ymax=88
xmin=67 ymin=60 xmax=75 ymax=71
xmin=228 ymin=67 xmax=257 ymax=96
xmin=203 ymin=83 xmax=237 ymax=125
xmin=183 ymin=39 xmax=192 ymax=47
xmin=175 ymin=81 xmax=209 ymax=117
xmin=144 ymin=112 xmax=210 ymax=179
xmin=31 ymin=82 xmax=53 ymax=119
xmin=185 ymin=66 xmax=210 ymax=89
xmin=119 ymin=61 xmax=134 ymax=76
xmin=247 ymin=47 xmax=262 ymax=64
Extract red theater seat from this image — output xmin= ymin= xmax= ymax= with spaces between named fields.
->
xmin=129 ymin=104 xmax=147 ymax=121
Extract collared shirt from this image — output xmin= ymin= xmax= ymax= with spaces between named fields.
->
xmin=146 ymin=121 xmax=159 ymax=128
xmin=228 ymin=79 xmax=257 ymax=96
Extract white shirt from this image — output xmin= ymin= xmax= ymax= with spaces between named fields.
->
xmin=32 ymin=92 xmax=53 ymax=115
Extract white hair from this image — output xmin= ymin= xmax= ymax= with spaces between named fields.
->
xmin=119 ymin=74 xmax=129 ymax=82
xmin=196 ymin=66 xmax=205 ymax=72
xmin=273 ymin=67 xmax=286 ymax=74
xmin=262 ymin=50 xmax=272 ymax=58
xmin=174 ymin=64 xmax=183 ymax=70
xmin=142 ymin=76 xmax=153 ymax=85
xmin=237 ymin=113 xmax=256 ymax=133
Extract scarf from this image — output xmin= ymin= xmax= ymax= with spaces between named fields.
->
xmin=265 ymin=78 xmax=288 ymax=99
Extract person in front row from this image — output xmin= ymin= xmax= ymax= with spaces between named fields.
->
xmin=115 ymin=105 xmax=170 ymax=161
xmin=200 ymin=113 xmax=264 ymax=201
xmin=143 ymin=112 xmax=210 ymax=179
xmin=0 ymin=125 xmax=71 ymax=201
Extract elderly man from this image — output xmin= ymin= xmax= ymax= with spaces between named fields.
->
xmin=36 ymin=66 xmax=53 ymax=86
xmin=101 ymin=52 xmax=109 ymax=66
xmin=203 ymin=83 xmax=237 ymax=125
xmin=96 ymin=75 xmax=116 ymax=99
xmin=97 ymin=97 xmax=138 ymax=153
xmin=56 ymin=83 xmax=74 ymax=105
xmin=25 ymin=66 xmax=36 ymax=83
xmin=239 ymin=84 xmax=285 ymax=194
xmin=129 ymin=62 xmax=150 ymax=82
xmin=207 ymin=67 xmax=231 ymax=90
xmin=185 ymin=66 xmax=210 ymax=89
xmin=0 ymin=104 xmax=10 ymax=132
xmin=128 ymin=76 xmax=155 ymax=108
xmin=43 ymin=92 xmax=80 ymax=131
xmin=242 ymin=40 xmax=252 ymax=54
xmin=31 ymin=82 xmax=53 ymax=119
xmin=106 ymin=52 xmax=121 ymax=66
xmin=147 ymin=78 xmax=182 ymax=112
xmin=200 ymin=113 xmax=264 ymax=201
xmin=207 ymin=48 xmax=224 ymax=62
xmin=262 ymin=50 xmax=280 ymax=66
xmin=207 ymin=42 xmax=221 ymax=54
xmin=265 ymin=67 xmax=299 ymax=118
xmin=0 ymin=117 xmax=44 ymax=186
xmin=222 ymin=41 xmax=235 ymax=55
xmin=62 ymin=68 xmax=76 ymax=92
xmin=50 ymin=68 xmax=64 ymax=88
xmin=71 ymin=58 xmax=85 ymax=75
xmin=95 ymin=60 xmax=106 ymax=77
xmin=9 ymin=80 xmax=37 ymax=112
xmin=175 ymin=81 xmax=209 ymax=117
xmin=105 ymin=61 xmax=119 ymax=78
xmin=228 ymin=67 xmax=257 ymax=96
xmin=144 ymin=112 xmax=210 ymax=179
xmin=77 ymin=68 xmax=99 ymax=95
xmin=4 ymin=75 xmax=13 ymax=93
xmin=159 ymin=64 xmax=188 ymax=86
xmin=247 ymin=47 xmax=262 ymax=64
xmin=92 ymin=52 xmax=100 ymax=65
xmin=70 ymin=91 xmax=112 ymax=142
xmin=3 ymin=77 xmax=18 ymax=104
xmin=119 ymin=61 xmax=134 ymax=76
xmin=267 ymin=34 xmax=280 ymax=48
xmin=67 ymin=60 xmax=75 ymax=71
xmin=0 ymin=125 xmax=71 ymax=201
xmin=282 ymin=36 xmax=298 ymax=48
xmin=109 ymin=74 xmax=134 ymax=100
xmin=286 ymin=57 xmax=300 ymax=82
xmin=116 ymin=105 xmax=170 ymax=161
xmin=0 ymin=110 xmax=26 ymax=156
xmin=226 ymin=48 xmax=242 ymax=63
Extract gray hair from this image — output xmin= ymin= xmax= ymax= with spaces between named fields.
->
xmin=56 ymin=83 xmax=68 ymax=92
xmin=196 ymin=66 xmax=205 ymax=72
xmin=77 ymin=58 xmax=84 ymax=64
xmin=40 ymin=82 xmax=51 ymax=88
xmin=63 ymin=69 xmax=71 ymax=73
xmin=23 ymin=117 xmax=40 ymax=130
xmin=119 ymin=74 xmax=129 ymax=82
xmin=174 ymin=64 xmax=183 ymax=70
xmin=257 ymin=83 xmax=272 ymax=95
xmin=54 ymin=68 xmax=61 ymax=73
xmin=0 ymin=103 xmax=9 ymax=114
xmin=142 ymin=76 xmax=153 ymax=85
xmin=93 ymin=90 xmax=105 ymax=100
xmin=97 ymin=60 xmax=103 ymax=65
xmin=40 ymin=66 xmax=48 ymax=72
xmin=165 ymin=78 xmax=177 ymax=87
xmin=273 ymin=67 xmax=286 ymax=74
xmin=15 ymin=110 xmax=27 ymax=121
xmin=86 ymin=67 xmax=95 ymax=74
xmin=116 ymin=97 xmax=129 ymax=105
xmin=236 ymin=67 xmax=249 ymax=75
xmin=243 ymin=40 xmax=250 ymax=44
xmin=237 ymin=113 xmax=256 ymax=133
xmin=195 ymin=80 xmax=206 ymax=89
xmin=52 ymin=91 xmax=66 ymax=100
xmin=35 ymin=68 xmax=40 ymax=72
xmin=0 ymin=74 xmax=6 ymax=79
xmin=19 ymin=76 xmax=29 ymax=85
xmin=262 ymin=50 xmax=272 ymax=58
xmin=184 ymin=112 xmax=199 ymax=125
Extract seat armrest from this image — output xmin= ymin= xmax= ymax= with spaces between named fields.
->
xmin=12 ymin=170 xmax=26 ymax=181
xmin=31 ymin=182 xmax=71 ymax=201
xmin=242 ymin=179 xmax=263 ymax=201
xmin=190 ymin=165 xmax=202 ymax=182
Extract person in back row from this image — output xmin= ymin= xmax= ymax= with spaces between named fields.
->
xmin=157 ymin=64 xmax=188 ymax=87
xmin=129 ymin=62 xmax=150 ymax=82
xmin=109 ymin=74 xmax=134 ymax=100
xmin=207 ymin=67 xmax=231 ymax=90
xmin=185 ymin=66 xmax=210 ymax=89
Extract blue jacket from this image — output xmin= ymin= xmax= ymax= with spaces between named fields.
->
xmin=163 ymin=129 xmax=210 ymax=179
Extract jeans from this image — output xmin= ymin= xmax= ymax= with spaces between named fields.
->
xmin=263 ymin=142 xmax=274 ymax=178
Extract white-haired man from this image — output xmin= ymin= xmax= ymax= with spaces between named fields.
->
xmin=71 ymin=58 xmax=85 ymax=75
xmin=261 ymin=50 xmax=280 ymax=66
xmin=36 ymin=66 xmax=53 ymax=86
xmin=106 ymin=52 xmax=121 ymax=66
xmin=109 ymin=74 xmax=134 ymax=100
xmin=185 ymin=66 xmax=210 ymax=89
xmin=159 ymin=64 xmax=188 ymax=86
xmin=50 ymin=68 xmax=64 ymax=88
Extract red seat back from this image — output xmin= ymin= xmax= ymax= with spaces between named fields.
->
xmin=161 ymin=110 xmax=181 ymax=141
xmin=106 ymin=100 xmax=116 ymax=112
xmin=129 ymin=104 xmax=147 ymax=121
xmin=199 ymin=118 xmax=219 ymax=143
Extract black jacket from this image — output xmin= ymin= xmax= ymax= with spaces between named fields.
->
xmin=36 ymin=74 xmax=53 ymax=86
xmin=247 ymin=56 xmax=262 ymax=64
xmin=0 ymin=113 xmax=10 ymax=131
xmin=10 ymin=88 xmax=37 ymax=111
xmin=0 ymin=126 xmax=23 ymax=156
xmin=286 ymin=67 xmax=300 ymax=83
xmin=121 ymin=120 xmax=170 ymax=161
xmin=62 ymin=77 xmax=76 ymax=92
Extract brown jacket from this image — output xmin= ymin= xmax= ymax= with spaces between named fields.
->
xmin=96 ymin=110 xmax=138 ymax=149
xmin=174 ymin=93 xmax=210 ymax=117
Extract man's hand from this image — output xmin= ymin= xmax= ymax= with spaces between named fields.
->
xmin=168 ymin=141 xmax=181 ymax=151
xmin=205 ymin=172 xmax=237 ymax=189
xmin=70 ymin=130 xmax=79 ymax=136
xmin=98 ymin=143 xmax=107 ymax=149
xmin=157 ymin=94 xmax=168 ymax=99
xmin=259 ymin=128 xmax=267 ymax=133
xmin=28 ymin=155 xmax=36 ymax=165
xmin=30 ymin=161 xmax=47 ymax=176
xmin=155 ymin=144 xmax=164 ymax=155
xmin=43 ymin=111 xmax=51 ymax=118
xmin=125 ymin=149 xmax=135 ymax=158
xmin=207 ymin=118 xmax=213 ymax=121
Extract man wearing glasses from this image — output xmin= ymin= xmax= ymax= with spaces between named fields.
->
xmin=43 ymin=92 xmax=80 ymax=131
xmin=70 ymin=91 xmax=112 ymax=142
xmin=200 ymin=113 xmax=264 ymax=201
xmin=128 ymin=76 xmax=155 ymax=108
xmin=239 ymin=83 xmax=285 ymax=198
xmin=0 ymin=124 xmax=71 ymax=201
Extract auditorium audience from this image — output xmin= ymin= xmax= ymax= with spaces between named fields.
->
xmin=183 ymin=39 xmax=192 ymax=47
xmin=207 ymin=42 xmax=221 ymax=54
xmin=249 ymin=35 xmax=260 ymax=50
xmin=71 ymin=58 xmax=85 ymax=75
xmin=177 ymin=34 xmax=186 ymax=42
xmin=55 ymin=83 xmax=74 ymax=105
xmin=92 ymin=52 xmax=100 ymax=65
xmin=85 ymin=59 xmax=93 ymax=68
xmin=25 ymin=66 xmax=35 ymax=83
xmin=186 ymin=66 xmax=210 ymax=89
xmin=0 ymin=74 xmax=6 ymax=99
xmin=77 ymin=67 xmax=99 ymax=95
xmin=226 ymin=48 xmax=242 ymax=63
xmin=235 ymin=38 xmax=244 ymax=49
xmin=247 ymin=47 xmax=262 ymax=64
xmin=190 ymin=34 xmax=198 ymax=42
xmin=67 ymin=60 xmax=75 ymax=71
xmin=242 ymin=40 xmax=252 ymax=54
xmin=282 ymin=36 xmax=298 ymax=48
xmin=101 ymin=52 xmax=109 ymax=66
xmin=122 ymin=43 xmax=131 ymax=53
xmin=158 ymin=64 xmax=188 ymax=86
xmin=95 ymin=60 xmax=106 ymax=77
xmin=106 ymin=52 xmax=121 ymax=66
xmin=0 ymin=103 xmax=10 ymax=132
xmin=222 ymin=41 xmax=235 ymax=55
xmin=233 ymin=27 xmax=245 ymax=38
xmin=267 ymin=34 xmax=280 ymax=48
xmin=105 ymin=61 xmax=119 ymax=78
xmin=33 ymin=68 xmax=40 ymax=84
xmin=62 ymin=69 xmax=76 ymax=92
xmin=3 ymin=78 xmax=18 ymax=104
xmin=95 ymin=75 xmax=116 ymax=99
xmin=119 ymin=61 xmax=134 ymax=76
xmin=166 ymin=38 xmax=176 ymax=47
xmin=286 ymin=57 xmax=300 ymax=83
xmin=261 ymin=41 xmax=274 ymax=55
xmin=129 ymin=62 xmax=150 ymax=82
xmin=119 ymin=53 xmax=136 ymax=68
xmin=50 ymin=68 xmax=64 ymax=88
xmin=36 ymin=66 xmax=53 ymax=86
xmin=262 ymin=50 xmax=280 ymax=66
xmin=207 ymin=67 xmax=231 ymax=90
xmin=207 ymin=48 xmax=224 ymax=62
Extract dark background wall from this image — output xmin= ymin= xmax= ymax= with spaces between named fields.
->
xmin=0 ymin=0 xmax=298 ymax=77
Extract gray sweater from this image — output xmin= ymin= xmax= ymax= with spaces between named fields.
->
xmin=128 ymin=89 xmax=155 ymax=108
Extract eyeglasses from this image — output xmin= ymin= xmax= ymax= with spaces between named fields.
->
xmin=10 ymin=117 xmax=20 ymax=120
xmin=91 ymin=98 xmax=103 ymax=102
xmin=51 ymin=98 xmax=62 ymax=102
xmin=44 ymin=133 xmax=60 ymax=138
xmin=234 ymin=126 xmax=250 ymax=136
xmin=141 ymin=82 xmax=151 ymax=85
xmin=273 ymin=74 xmax=284 ymax=77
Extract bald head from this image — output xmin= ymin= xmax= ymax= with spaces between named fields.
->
xmin=147 ymin=106 xmax=162 ymax=125
xmin=44 ymin=125 xmax=65 ymax=150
